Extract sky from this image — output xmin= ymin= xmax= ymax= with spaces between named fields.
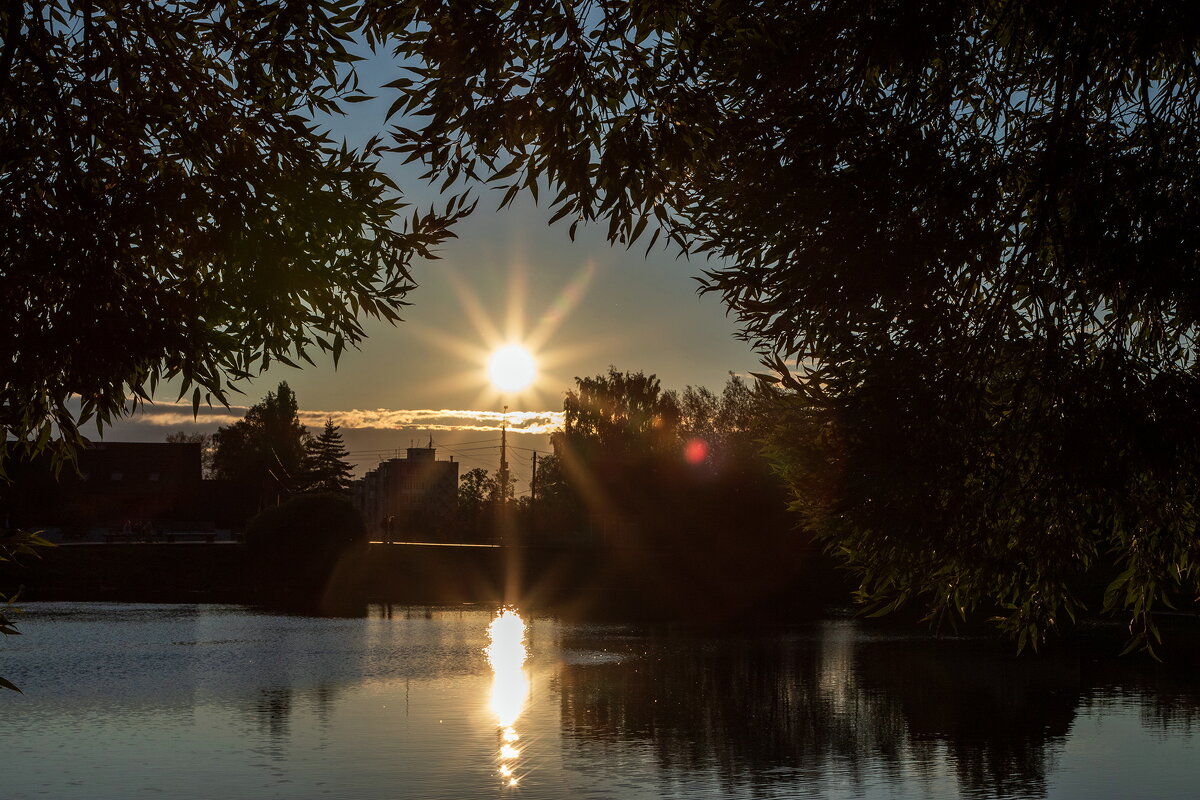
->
xmin=103 ymin=52 xmax=764 ymax=489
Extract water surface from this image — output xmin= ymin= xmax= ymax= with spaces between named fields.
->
xmin=3 ymin=603 xmax=1198 ymax=799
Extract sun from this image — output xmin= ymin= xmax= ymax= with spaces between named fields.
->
xmin=405 ymin=257 xmax=599 ymax=410
xmin=488 ymin=345 xmax=537 ymax=393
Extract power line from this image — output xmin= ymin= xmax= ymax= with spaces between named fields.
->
xmin=440 ymin=445 xmax=492 ymax=456
xmin=345 ymin=436 xmax=503 ymax=454
xmin=508 ymin=444 xmax=549 ymax=454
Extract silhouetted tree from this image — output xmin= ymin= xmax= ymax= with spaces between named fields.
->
xmin=302 ymin=419 xmax=354 ymax=494
xmin=455 ymin=466 xmax=491 ymax=539
xmin=365 ymin=2 xmax=1200 ymax=649
xmin=0 ymin=0 xmax=467 ymax=471
xmin=212 ymin=382 xmax=309 ymax=507
xmin=552 ymin=368 xmax=679 ymax=537
xmin=455 ymin=465 xmax=521 ymax=542
xmin=531 ymin=453 xmax=567 ymax=501
xmin=549 ymin=369 xmax=792 ymax=587
xmin=675 ymin=385 xmax=719 ymax=449
xmin=559 ymin=367 xmax=680 ymax=459
xmin=487 ymin=467 xmax=515 ymax=505
xmin=458 ymin=467 xmax=495 ymax=510
xmin=673 ymin=374 xmax=777 ymax=470
xmin=520 ymin=453 xmax=586 ymax=547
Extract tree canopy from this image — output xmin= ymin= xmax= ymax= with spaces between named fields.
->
xmin=366 ymin=2 xmax=1200 ymax=647
xmin=561 ymin=367 xmax=680 ymax=462
xmin=550 ymin=368 xmax=786 ymax=542
xmin=212 ymin=381 xmax=308 ymax=506
xmin=458 ymin=466 xmax=496 ymax=510
xmin=0 ymin=0 xmax=466 ymax=472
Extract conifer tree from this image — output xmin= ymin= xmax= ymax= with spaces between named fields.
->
xmin=303 ymin=418 xmax=355 ymax=494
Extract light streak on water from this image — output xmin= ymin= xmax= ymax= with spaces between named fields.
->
xmin=486 ymin=607 xmax=529 ymax=788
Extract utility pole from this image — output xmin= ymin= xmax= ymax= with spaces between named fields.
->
xmin=498 ymin=404 xmax=510 ymax=503
xmin=530 ymin=451 xmax=538 ymax=502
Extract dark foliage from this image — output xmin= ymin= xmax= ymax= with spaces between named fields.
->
xmin=549 ymin=368 xmax=792 ymax=557
xmin=366 ymin=1 xmax=1200 ymax=649
xmin=458 ymin=466 xmax=496 ymax=510
xmin=0 ymin=0 xmax=467 ymax=473
xmin=454 ymin=466 xmax=500 ymax=542
xmin=212 ymin=382 xmax=308 ymax=508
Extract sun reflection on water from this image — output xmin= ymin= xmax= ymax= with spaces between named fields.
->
xmin=486 ymin=607 xmax=529 ymax=788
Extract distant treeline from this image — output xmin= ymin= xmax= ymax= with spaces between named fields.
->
xmin=459 ymin=368 xmax=794 ymax=546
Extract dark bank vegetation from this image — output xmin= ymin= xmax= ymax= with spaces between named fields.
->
xmin=478 ymin=368 xmax=830 ymax=621
xmin=364 ymin=1 xmax=1200 ymax=652
xmin=243 ymin=492 xmax=369 ymax=613
xmin=554 ymin=370 xmax=789 ymax=545
xmin=479 ymin=369 xmax=792 ymax=544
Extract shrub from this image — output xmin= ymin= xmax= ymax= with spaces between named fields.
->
xmin=243 ymin=493 xmax=367 ymax=609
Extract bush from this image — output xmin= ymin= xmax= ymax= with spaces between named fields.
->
xmin=243 ymin=493 xmax=367 ymax=610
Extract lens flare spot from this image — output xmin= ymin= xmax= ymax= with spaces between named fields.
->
xmin=684 ymin=438 xmax=709 ymax=465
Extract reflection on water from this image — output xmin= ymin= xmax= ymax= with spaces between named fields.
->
xmin=485 ymin=607 xmax=529 ymax=787
xmin=555 ymin=623 xmax=1084 ymax=798
xmin=3 ymin=604 xmax=1199 ymax=799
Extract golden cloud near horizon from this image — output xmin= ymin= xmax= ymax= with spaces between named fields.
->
xmin=133 ymin=402 xmax=564 ymax=435
xmin=298 ymin=408 xmax=563 ymax=435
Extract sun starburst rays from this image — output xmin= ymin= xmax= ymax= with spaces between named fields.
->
xmin=416 ymin=259 xmax=599 ymax=410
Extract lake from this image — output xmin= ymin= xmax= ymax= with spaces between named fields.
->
xmin=3 ymin=603 xmax=1199 ymax=799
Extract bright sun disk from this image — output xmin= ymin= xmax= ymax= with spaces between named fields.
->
xmin=488 ymin=345 xmax=537 ymax=393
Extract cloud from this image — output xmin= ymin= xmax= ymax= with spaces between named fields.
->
xmin=132 ymin=402 xmax=563 ymax=435
xmin=129 ymin=411 xmax=246 ymax=427
xmin=299 ymin=408 xmax=564 ymax=435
